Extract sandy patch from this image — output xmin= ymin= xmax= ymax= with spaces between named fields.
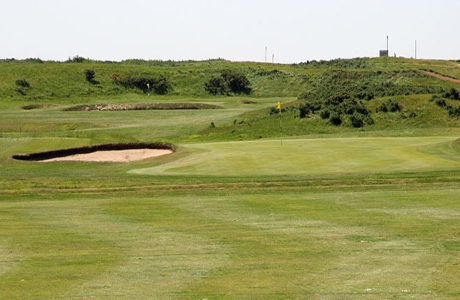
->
xmin=41 ymin=149 xmax=173 ymax=162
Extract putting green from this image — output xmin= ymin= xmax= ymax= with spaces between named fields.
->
xmin=130 ymin=136 xmax=460 ymax=176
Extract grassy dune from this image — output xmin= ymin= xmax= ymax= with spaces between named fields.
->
xmin=1 ymin=57 xmax=460 ymax=299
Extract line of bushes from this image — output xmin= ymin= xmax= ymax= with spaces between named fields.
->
xmin=110 ymin=74 xmax=172 ymax=94
xmin=294 ymin=70 xmax=446 ymax=127
xmin=299 ymin=93 xmax=374 ymax=127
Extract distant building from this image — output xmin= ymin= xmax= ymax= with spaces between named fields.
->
xmin=379 ymin=50 xmax=389 ymax=57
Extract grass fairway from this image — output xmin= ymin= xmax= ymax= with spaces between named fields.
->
xmin=2 ymin=184 xmax=460 ymax=299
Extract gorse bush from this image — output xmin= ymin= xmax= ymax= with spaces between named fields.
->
xmin=204 ymin=77 xmax=228 ymax=95
xmin=299 ymin=93 xmax=373 ymax=128
xmin=429 ymin=93 xmax=460 ymax=118
xmin=295 ymin=69 xmax=446 ymax=127
xmin=376 ymin=99 xmax=402 ymax=113
xmin=300 ymin=70 xmax=440 ymax=103
xmin=443 ymin=87 xmax=460 ymax=100
xmin=84 ymin=69 xmax=98 ymax=84
xmin=15 ymin=79 xmax=30 ymax=88
xmin=205 ymin=70 xmax=251 ymax=95
xmin=292 ymin=58 xmax=371 ymax=69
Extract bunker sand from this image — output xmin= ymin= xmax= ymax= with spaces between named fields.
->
xmin=42 ymin=149 xmax=173 ymax=162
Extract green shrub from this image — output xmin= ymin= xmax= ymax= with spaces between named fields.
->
xmin=84 ymin=69 xmax=98 ymax=84
xmin=435 ymin=98 xmax=447 ymax=107
xmin=388 ymin=99 xmax=401 ymax=112
xmin=376 ymin=99 xmax=401 ymax=113
xmin=319 ymin=109 xmax=330 ymax=119
xmin=204 ymin=77 xmax=229 ymax=95
xmin=329 ymin=113 xmax=342 ymax=126
xmin=15 ymin=79 xmax=30 ymax=88
xmin=350 ymin=113 xmax=364 ymax=128
xmin=446 ymin=105 xmax=460 ymax=118
xmin=204 ymin=70 xmax=251 ymax=95
xmin=443 ymin=88 xmax=460 ymax=100
xmin=66 ymin=55 xmax=86 ymax=63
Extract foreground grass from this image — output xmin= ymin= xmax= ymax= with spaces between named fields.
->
xmin=1 ymin=185 xmax=460 ymax=299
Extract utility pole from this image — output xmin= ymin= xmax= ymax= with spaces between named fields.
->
xmin=387 ymin=35 xmax=389 ymax=53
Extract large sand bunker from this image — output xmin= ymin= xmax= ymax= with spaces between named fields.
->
xmin=41 ymin=149 xmax=173 ymax=162
xmin=13 ymin=142 xmax=174 ymax=163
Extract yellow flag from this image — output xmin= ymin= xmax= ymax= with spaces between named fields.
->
xmin=277 ymin=102 xmax=281 ymax=110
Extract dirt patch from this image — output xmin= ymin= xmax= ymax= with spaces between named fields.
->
xmin=420 ymin=70 xmax=460 ymax=84
xmin=12 ymin=142 xmax=175 ymax=162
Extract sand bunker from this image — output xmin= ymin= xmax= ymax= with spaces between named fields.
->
xmin=40 ymin=149 xmax=173 ymax=162
xmin=12 ymin=142 xmax=175 ymax=163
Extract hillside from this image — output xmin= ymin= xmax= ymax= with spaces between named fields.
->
xmin=1 ymin=57 xmax=460 ymax=141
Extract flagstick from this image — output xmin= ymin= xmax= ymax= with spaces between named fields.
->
xmin=278 ymin=102 xmax=283 ymax=146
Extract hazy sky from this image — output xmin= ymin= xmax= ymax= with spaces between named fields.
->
xmin=2 ymin=0 xmax=459 ymax=63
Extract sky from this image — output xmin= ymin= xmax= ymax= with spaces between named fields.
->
xmin=2 ymin=0 xmax=459 ymax=63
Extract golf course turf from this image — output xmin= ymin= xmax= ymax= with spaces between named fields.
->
xmin=1 ymin=57 xmax=460 ymax=299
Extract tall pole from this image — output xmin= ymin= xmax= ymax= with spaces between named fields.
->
xmin=387 ymin=35 xmax=389 ymax=53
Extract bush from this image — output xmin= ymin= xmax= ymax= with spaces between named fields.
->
xmin=435 ymin=98 xmax=447 ymax=107
xmin=66 ymin=55 xmax=86 ymax=63
xmin=15 ymin=79 xmax=30 ymax=88
xmin=204 ymin=77 xmax=229 ymax=95
xmin=329 ymin=113 xmax=342 ymax=126
xmin=447 ymin=105 xmax=460 ymax=118
xmin=319 ymin=109 xmax=330 ymax=119
xmin=443 ymin=88 xmax=460 ymax=100
xmin=376 ymin=99 xmax=401 ymax=112
xmin=350 ymin=113 xmax=364 ymax=128
xmin=204 ymin=70 xmax=251 ymax=95
xmin=221 ymin=70 xmax=251 ymax=94
xmin=84 ymin=69 xmax=98 ymax=84
xmin=387 ymin=99 xmax=401 ymax=112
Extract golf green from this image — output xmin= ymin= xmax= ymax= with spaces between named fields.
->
xmin=131 ymin=136 xmax=460 ymax=176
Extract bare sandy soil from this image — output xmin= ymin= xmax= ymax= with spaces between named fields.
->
xmin=421 ymin=70 xmax=460 ymax=83
xmin=41 ymin=149 xmax=173 ymax=162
